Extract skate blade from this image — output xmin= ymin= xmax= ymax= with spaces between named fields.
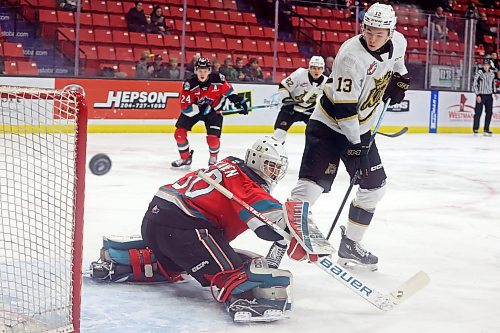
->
xmin=170 ymin=164 xmax=192 ymax=170
xmin=233 ymin=310 xmax=286 ymax=323
xmin=337 ymin=257 xmax=378 ymax=272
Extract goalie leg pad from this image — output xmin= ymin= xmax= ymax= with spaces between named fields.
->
xmin=90 ymin=235 xmax=186 ymax=283
xmin=216 ymin=258 xmax=293 ymax=323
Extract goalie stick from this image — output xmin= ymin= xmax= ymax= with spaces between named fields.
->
xmin=196 ymin=170 xmax=430 ymax=311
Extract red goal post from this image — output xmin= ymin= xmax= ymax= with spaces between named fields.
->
xmin=1 ymin=86 xmax=87 ymax=333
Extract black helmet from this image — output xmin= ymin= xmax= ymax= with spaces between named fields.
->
xmin=195 ymin=57 xmax=211 ymax=71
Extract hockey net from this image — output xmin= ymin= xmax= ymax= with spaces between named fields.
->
xmin=0 ymin=86 xmax=87 ymax=333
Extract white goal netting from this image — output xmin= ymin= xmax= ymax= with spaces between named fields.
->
xmin=1 ymin=86 xmax=86 ymax=333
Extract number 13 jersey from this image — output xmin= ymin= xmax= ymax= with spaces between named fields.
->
xmin=311 ymin=31 xmax=408 ymax=144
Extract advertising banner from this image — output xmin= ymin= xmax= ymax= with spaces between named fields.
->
xmin=224 ymin=83 xmax=279 ymax=126
xmin=437 ymin=91 xmax=500 ymax=130
xmin=55 ymin=78 xmax=182 ymax=120
xmin=378 ymin=90 xmax=431 ymax=131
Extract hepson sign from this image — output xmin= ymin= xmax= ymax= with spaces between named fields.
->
xmin=55 ymin=78 xmax=183 ymax=119
xmin=94 ymin=91 xmax=179 ymax=109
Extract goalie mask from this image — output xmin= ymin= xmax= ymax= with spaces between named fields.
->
xmin=362 ymin=3 xmax=397 ymax=40
xmin=245 ymin=137 xmax=288 ymax=185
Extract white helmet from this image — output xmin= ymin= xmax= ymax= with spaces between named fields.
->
xmin=245 ymin=137 xmax=288 ymax=184
xmin=309 ymin=56 xmax=325 ymax=69
xmin=363 ymin=3 xmax=397 ymax=38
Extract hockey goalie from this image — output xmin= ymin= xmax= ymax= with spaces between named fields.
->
xmin=90 ymin=137 xmax=333 ymax=323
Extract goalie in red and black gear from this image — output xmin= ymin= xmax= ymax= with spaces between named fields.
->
xmin=172 ymin=57 xmax=248 ymax=168
xmin=144 ymin=137 xmax=296 ymax=322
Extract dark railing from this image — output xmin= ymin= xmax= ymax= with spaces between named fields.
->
xmin=53 ymin=28 xmax=87 ymax=76
xmin=289 ymin=10 xmax=323 ymax=57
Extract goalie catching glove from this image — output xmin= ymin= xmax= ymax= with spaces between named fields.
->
xmin=227 ymin=94 xmax=248 ymax=115
xmin=382 ymin=72 xmax=410 ymax=105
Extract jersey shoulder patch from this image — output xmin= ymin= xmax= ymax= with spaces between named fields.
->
xmin=185 ymin=75 xmax=200 ymax=90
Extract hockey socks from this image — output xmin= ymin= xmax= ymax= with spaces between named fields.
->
xmin=174 ymin=127 xmax=190 ymax=160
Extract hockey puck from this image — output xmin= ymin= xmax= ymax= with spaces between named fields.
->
xmin=89 ymin=153 xmax=112 ymax=176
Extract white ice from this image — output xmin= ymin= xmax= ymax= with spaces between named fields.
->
xmin=82 ymin=133 xmax=500 ymax=333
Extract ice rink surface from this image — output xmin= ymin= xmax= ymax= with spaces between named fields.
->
xmin=82 ymin=132 xmax=500 ymax=333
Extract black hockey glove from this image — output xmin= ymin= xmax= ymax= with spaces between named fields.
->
xmin=346 ymin=143 xmax=370 ymax=179
xmin=382 ymin=73 xmax=410 ymax=106
xmin=281 ymin=97 xmax=295 ymax=115
xmin=227 ymin=94 xmax=248 ymax=115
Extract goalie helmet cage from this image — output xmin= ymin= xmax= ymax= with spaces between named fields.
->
xmin=0 ymin=86 xmax=87 ymax=333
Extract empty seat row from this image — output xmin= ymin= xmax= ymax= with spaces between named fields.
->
xmin=23 ymin=0 xmax=238 ymax=12
xmin=76 ymin=40 xmax=300 ymax=63
xmin=56 ymin=28 xmax=299 ymax=55
xmin=0 ymin=42 xmax=25 ymax=58
xmin=292 ymin=6 xmax=351 ymax=19
xmin=3 ymin=60 xmax=38 ymax=75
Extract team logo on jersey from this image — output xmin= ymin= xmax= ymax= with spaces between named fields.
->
xmin=183 ymin=82 xmax=190 ymax=90
xmin=367 ymin=61 xmax=378 ymax=75
xmin=151 ymin=205 xmax=160 ymax=214
xmin=324 ymin=163 xmax=337 ymax=175
xmin=360 ymin=71 xmax=392 ymax=111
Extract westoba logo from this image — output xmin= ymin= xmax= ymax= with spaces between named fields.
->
xmin=94 ymin=91 xmax=180 ymax=109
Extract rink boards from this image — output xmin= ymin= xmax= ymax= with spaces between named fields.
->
xmin=1 ymin=77 xmax=498 ymax=134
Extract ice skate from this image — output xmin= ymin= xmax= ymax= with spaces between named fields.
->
xmin=473 ymin=130 xmax=478 ymax=136
xmin=226 ymin=298 xmax=288 ymax=323
xmin=337 ymin=226 xmax=378 ymax=271
xmin=208 ymin=155 xmax=217 ymax=166
xmin=484 ymin=131 xmax=492 ymax=137
xmin=171 ymin=150 xmax=193 ymax=168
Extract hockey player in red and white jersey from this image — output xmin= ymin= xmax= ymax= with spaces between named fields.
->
xmin=142 ymin=137 xmax=301 ymax=322
xmin=273 ymin=56 xmax=327 ymax=142
xmin=289 ymin=3 xmax=410 ymax=270
xmin=172 ymin=57 xmax=248 ymax=168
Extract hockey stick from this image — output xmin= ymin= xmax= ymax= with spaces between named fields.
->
xmin=326 ymin=99 xmax=391 ymax=240
xmin=222 ymin=86 xmax=321 ymax=116
xmin=221 ymin=100 xmax=302 ymax=116
xmin=196 ymin=169 xmax=430 ymax=311
xmin=378 ymin=126 xmax=408 ymax=138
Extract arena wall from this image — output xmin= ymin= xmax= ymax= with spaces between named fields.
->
xmin=1 ymin=77 xmax=498 ymax=134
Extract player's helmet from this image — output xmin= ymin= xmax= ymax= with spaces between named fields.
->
xmin=195 ymin=57 xmax=212 ymax=72
xmin=363 ymin=2 xmax=397 ymax=39
xmin=309 ymin=56 xmax=325 ymax=69
xmin=245 ymin=137 xmax=288 ymax=185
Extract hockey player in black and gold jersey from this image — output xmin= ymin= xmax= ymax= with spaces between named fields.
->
xmin=273 ymin=56 xmax=327 ymax=142
xmin=289 ymin=2 xmax=410 ymax=270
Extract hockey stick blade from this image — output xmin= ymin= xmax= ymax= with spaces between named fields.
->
xmin=316 ymin=258 xmax=430 ymax=311
xmin=388 ymin=270 xmax=430 ymax=305
xmin=378 ymin=127 xmax=408 ymax=138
